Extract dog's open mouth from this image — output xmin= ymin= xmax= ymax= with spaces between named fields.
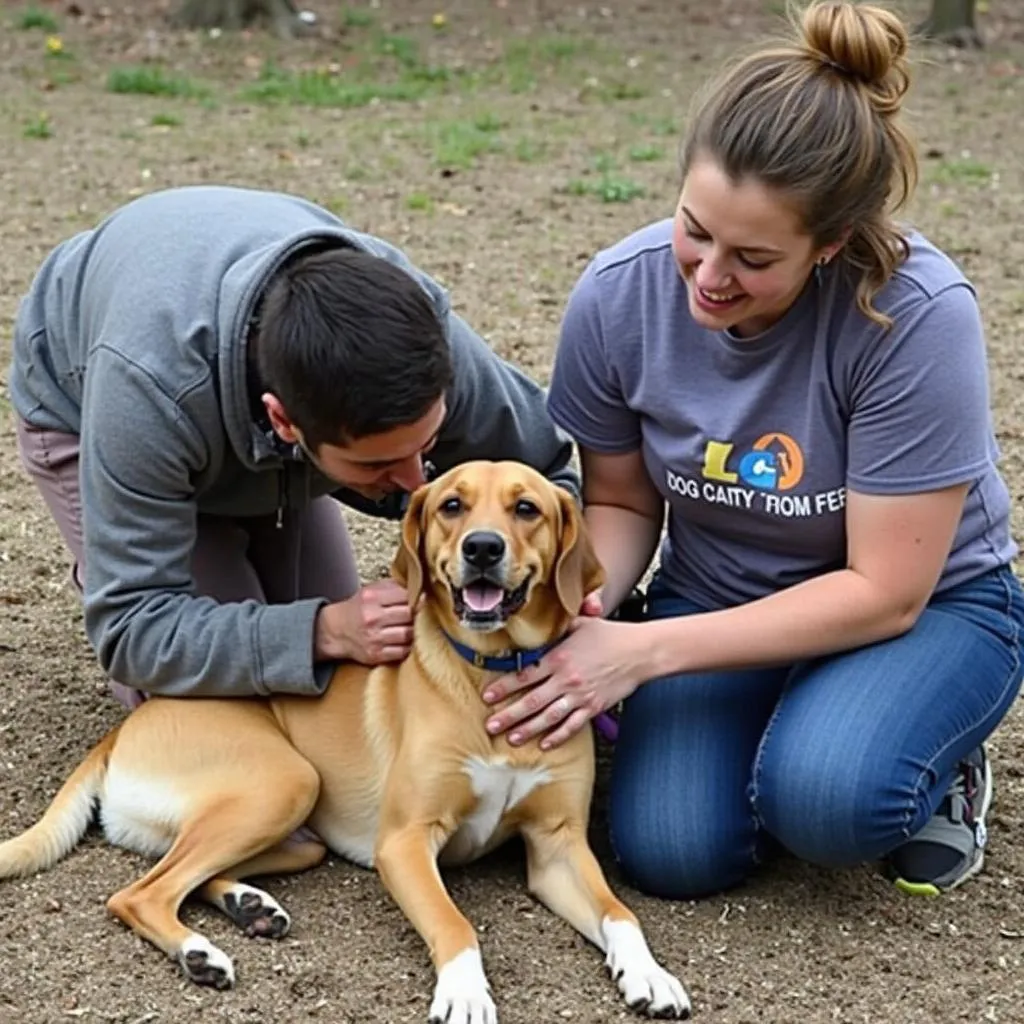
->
xmin=450 ymin=574 xmax=531 ymax=629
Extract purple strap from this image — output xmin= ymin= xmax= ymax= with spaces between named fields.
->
xmin=593 ymin=710 xmax=619 ymax=743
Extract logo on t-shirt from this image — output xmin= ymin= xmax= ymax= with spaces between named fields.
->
xmin=665 ymin=433 xmax=846 ymax=518
xmin=704 ymin=433 xmax=804 ymax=491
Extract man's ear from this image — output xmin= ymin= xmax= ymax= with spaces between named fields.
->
xmin=391 ymin=485 xmax=430 ymax=605
xmin=553 ymin=489 xmax=605 ymax=616
xmin=262 ymin=392 xmax=301 ymax=445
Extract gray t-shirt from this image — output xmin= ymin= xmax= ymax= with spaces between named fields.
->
xmin=547 ymin=219 xmax=1016 ymax=610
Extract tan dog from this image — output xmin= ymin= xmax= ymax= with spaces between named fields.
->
xmin=0 ymin=461 xmax=690 ymax=1022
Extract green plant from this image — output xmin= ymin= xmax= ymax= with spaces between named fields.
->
xmin=22 ymin=112 xmax=52 ymax=139
xmin=341 ymin=7 xmax=375 ymax=29
xmin=933 ymin=157 xmax=994 ymax=185
xmin=514 ymin=137 xmax=546 ymax=162
xmin=431 ymin=118 xmax=504 ymax=168
xmin=240 ymin=62 xmax=450 ymax=108
xmin=150 ymin=112 xmax=182 ymax=127
xmin=564 ymin=171 xmax=645 ymax=204
xmin=629 ymin=143 xmax=664 ymax=162
xmin=107 ymin=66 xmax=208 ymax=99
xmin=15 ymin=5 xmax=58 ymax=32
xmin=405 ymin=192 xmax=434 ymax=212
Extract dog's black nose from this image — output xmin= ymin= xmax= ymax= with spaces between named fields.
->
xmin=461 ymin=530 xmax=506 ymax=569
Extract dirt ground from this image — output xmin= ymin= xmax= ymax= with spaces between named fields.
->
xmin=1 ymin=1 xmax=1024 ymax=1022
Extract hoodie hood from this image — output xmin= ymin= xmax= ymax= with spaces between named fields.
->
xmin=215 ymin=208 xmax=452 ymax=476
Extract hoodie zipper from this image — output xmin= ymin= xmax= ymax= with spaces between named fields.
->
xmin=276 ymin=468 xmax=287 ymax=529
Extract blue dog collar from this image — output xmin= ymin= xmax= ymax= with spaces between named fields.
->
xmin=443 ymin=633 xmax=559 ymax=673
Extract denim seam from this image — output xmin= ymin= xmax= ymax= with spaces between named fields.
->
xmin=899 ymin=569 xmax=1022 ymax=840
xmin=748 ymin=683 xmax=788 ymax=864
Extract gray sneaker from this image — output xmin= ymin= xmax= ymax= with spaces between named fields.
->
xmin=886 ymin=745 xmax=992 ymax=896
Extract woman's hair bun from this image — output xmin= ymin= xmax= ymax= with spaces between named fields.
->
xmin=799 ymin=1 xmax=910 ymax=109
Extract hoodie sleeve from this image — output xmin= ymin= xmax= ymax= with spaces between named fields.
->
xmin=80 ymin=346 xmax=326 ymax=698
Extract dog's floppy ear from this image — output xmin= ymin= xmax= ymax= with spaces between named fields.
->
xmin=554 ymin=489 xmax=606 ymax=616
xmin=390 ymin=485 xmax=430 ymax=606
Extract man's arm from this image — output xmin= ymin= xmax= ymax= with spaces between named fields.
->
xmin=81 ymin=348 xmax=327 ymax=698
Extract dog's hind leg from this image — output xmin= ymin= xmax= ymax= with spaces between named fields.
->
xmin=106 ymin=756 xmax=320 ymax=989
xmin=198 ymin=833 xmax=327 ymax=939
xmin=521 ymin=815 xmax=691 ymax=1020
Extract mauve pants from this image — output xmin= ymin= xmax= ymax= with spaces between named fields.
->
xmin=15 ymin=415 xmax=360 ymax=708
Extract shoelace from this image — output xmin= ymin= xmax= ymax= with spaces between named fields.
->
xmin=941 ymin=761 xmax=978 ymax=826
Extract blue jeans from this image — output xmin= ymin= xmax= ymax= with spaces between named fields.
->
xmin=607 ymin=566 xmax=1024 ymax=899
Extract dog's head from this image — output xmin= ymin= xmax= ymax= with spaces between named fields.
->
xmin=391 ymin=461 xmax=605 ymax=647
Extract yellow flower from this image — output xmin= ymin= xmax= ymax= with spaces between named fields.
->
xmin=431 ymin=12 xmax=447 ymax=29
xmin=45 ymin=35 xmax=63 ymax=54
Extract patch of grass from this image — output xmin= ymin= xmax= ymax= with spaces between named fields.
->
xmin=431 ymin=117 xmax=505 ymax=169
xmin=107 ymin=66 xmax=209 ymax=100
xmin=592 ymin=79 xmax=649 ymax=102
xmin=497 ymin=34 xmax=598 ymax=93
xmin=514 ymin=137 xmax=546 ymax=162
xmin=473 ymin=112 xmax=505 ymax=133
xmin=150 ymin=112 xmax=182 ymax=128
xmin=629 ymin=143 xmax=664 ymax=162
xmin=630 ymin=112 xmax=678 ymax=137
xmin=564 ymin=158 xmax=646 ymax=203
xmin=932 ymin=157 xmax=994 ymax=185
xmin=22 ymin=112 xmax=52 ymax=139
xmin=377 ymin=33 xmax=419 ymax=68
xmin=564 ymin=176 xmax=646 ymax=203
xmin=318 ymin=194 xmax=348 ymax=215
xmin=405 ymin=192 xmax=434 ymax=213
xmin=15 ymin=5 xmax=58 ymax=32
xmin=240 ymin=61 xmax=455 ymax=108
xmin=341 ymin=7 xmax=375 ymax=29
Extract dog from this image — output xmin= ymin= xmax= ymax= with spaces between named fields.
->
xmin=0 ymin=460 xmax=690 ymax=1022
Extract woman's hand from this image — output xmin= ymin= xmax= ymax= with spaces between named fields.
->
xmin=482 ymin=616 xmax=651 ymax=750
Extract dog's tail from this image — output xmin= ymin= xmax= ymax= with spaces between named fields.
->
xmin=0 ymin=727 xmax=119 ymax=879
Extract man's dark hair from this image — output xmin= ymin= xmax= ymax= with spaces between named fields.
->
xmin=255 ymin=245 xmax=453 ymax=450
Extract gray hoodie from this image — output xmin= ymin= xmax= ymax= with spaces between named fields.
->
xmin=10 ymin=185 xmax=578 ymax=698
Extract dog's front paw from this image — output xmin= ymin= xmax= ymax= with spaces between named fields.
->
xmin=429 ymin=948 xmax=497 ymax=1024
xmin=603 ymin=919 xmax=691 ymax=1019
xmin=178 ymin=934 xmax=235 ymax=990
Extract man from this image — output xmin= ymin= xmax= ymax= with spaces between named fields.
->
xmin=10 ymin=185 xmax=578 ymax=707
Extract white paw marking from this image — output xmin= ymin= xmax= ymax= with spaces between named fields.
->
xmin=602 ymin=918 xmax=691 ymax=1019
xmin=178 ymin=934 xmax=235 ymax=990
xmin=429 ymin=947 xmax=497 ymax=1024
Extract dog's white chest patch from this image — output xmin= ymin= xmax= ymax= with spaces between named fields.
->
xmin=443 ymin=757 xmax=551 ymax=863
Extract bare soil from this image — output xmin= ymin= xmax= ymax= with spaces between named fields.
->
xmin=1 ymin=2 xmax=1024 ymax=1022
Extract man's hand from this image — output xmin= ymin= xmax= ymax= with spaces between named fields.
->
xmin=315 ymin=580 xmax=415 ymax=665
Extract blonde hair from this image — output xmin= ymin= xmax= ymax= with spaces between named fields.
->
xmin=681 ymin=1 xmax=918 ymax=327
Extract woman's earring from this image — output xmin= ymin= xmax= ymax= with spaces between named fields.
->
xmin=816 ymin=255 xmax=830 ymax=267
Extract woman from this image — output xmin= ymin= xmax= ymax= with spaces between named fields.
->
xmin=481 ymin=0 xmax=1024 ymax=899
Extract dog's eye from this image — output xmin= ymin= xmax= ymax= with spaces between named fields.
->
xmin=440 ymin=496 xmax=463 ymax=516
xmin=514 ymin=499 xmax=541 ymax=519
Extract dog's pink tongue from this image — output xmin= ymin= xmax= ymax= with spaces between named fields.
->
xmin=463 ymin=583 xmax=504 ymax=612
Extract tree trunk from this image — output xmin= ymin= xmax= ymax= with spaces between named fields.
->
xmin=172 ymin=0 xmax=318 ymax=40
xmin=918 ymin=0 xmax=983 ymax=49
